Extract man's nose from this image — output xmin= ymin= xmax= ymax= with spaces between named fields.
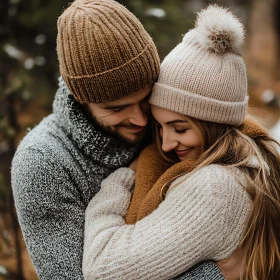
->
xmin=128 ymin=105 xmax=149 ymax=127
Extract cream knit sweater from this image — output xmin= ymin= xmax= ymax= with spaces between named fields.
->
xmin=83 ymin=164 xmax=252 ymax=279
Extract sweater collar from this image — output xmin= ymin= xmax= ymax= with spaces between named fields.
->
xmin=52 ymin=77 xmax=139 ymax=168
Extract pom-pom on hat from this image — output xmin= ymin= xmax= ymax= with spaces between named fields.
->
xmin=57 ymin=0 xmax=160 ymax=104
xmin=150 ymin=5 xmax=248 ymax=126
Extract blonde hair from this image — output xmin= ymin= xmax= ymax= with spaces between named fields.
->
xmin=155 ymin=116 xmax=280 ymax=279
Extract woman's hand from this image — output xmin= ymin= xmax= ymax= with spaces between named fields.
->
xmin=216 ymin=247 xmax=244 ymax=280
xmin=129 ymin=157 xmax=139 ymax=171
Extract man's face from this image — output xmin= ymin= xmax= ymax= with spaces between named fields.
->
xmin=84 ymin=84 xmax=153 ymax=145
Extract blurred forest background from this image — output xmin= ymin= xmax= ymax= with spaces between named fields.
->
xmin=0 ymin=0 xmax=280 ymax=279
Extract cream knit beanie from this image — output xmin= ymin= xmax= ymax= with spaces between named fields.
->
xmin=57 ymin=0 xmax=160 ymax=104
xmin=150 ymin=5 xmax=248 ymax=126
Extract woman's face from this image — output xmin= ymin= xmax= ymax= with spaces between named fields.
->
xmin=151 ymin=105 xmax=204 ymax=161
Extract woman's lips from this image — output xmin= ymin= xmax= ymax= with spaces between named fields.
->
xmin=175 ymin=148 xmax=192 ymax=158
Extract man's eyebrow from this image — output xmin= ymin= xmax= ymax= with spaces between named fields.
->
xmin=166 ymin=119 xmax=188 ymax=125
xmin=102 ymin=104 xmax=128 ymax=109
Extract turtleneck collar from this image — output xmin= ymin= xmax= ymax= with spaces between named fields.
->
xmin=52 ymin=77 xmax=139 ymax=168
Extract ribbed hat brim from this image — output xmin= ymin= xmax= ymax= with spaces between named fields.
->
xmin=150 ymin=83 xmax=249 ymax=126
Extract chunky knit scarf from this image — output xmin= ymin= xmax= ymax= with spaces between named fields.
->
xmin=54 ymin=77 xmax=139 ymax=168
xmin=125 ymin=117 xmax=268 ymax=224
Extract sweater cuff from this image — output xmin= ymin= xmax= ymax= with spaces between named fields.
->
xmin=104 ymin=167 xmax=135 ymax=191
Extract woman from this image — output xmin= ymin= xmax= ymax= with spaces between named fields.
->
xmin=83 ymin=5 xmax=280 ymax=279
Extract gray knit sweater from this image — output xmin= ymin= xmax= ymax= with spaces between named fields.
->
xmin=11 ymin=78 xmax=224 ymax=279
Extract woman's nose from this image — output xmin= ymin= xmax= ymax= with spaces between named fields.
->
xmin=161 ymin=132 xmax=178 ymax=152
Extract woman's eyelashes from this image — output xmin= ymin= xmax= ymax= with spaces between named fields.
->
xmin=157 ymin=123 xmax=189 ymax=135
xmin=174 ymin=128 xmax=188 ymax=134
xmin=174 ymin=126 xmax=189 ymax=134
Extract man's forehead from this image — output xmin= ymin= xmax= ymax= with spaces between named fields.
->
xmin=101 ymin=86 xmax=152 ymax=108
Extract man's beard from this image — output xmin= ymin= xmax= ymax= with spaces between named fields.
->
xmin=89 ymin=114 xmax=146 ymax=146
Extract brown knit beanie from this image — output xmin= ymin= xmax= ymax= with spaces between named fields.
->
xmin=150 ymin=5 xmax=249 ymax=126
xmin=57 ymin=0 xmax=160 ymax=103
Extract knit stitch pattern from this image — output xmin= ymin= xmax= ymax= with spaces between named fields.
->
xmin=174 ymin=262 xmax=224 ymax=280
xmin=57 ymin=0 xmax=160 ymax=103
xmin=150 ymin=5 xmax=248 ymax=125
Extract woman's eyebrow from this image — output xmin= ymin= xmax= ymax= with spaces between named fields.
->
xmin=166 ymin=120 xmax=188 ymax=125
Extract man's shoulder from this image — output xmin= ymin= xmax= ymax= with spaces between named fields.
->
xmin=12 ymin=113 xmax=103 ymax=188
xmin=15 ymin=114 xmax=72 ymax=160
xmin=12 ymin=114 xmax=86 ymax=194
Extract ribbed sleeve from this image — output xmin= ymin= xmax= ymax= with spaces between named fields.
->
xmin=83 ymin=164 xmax=251 ymax=279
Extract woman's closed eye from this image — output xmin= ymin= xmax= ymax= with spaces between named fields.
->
xmin=175 ymin=128 xmax=188 ymax=134
xmin=173 ymin=125 xmax=189 ymax=134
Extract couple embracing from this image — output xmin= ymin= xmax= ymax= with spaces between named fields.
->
xmin=12 ymin=0 xmax=280 ymax=279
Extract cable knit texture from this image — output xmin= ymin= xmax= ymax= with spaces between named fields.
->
xmin=83 ymin=164 xmax=252 ymax=279
xmin=11 ymin=77 xmax=139 ymax=280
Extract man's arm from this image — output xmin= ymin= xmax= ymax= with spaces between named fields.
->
xmin=12 ymin=148 xmax=85 ymax=279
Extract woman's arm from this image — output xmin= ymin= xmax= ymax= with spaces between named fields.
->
xmin=83 ymin=166 xmax=250 ymax=280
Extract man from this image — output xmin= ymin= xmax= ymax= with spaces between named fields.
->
xmin=11 ymin=0 xmax=229 ymax=279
